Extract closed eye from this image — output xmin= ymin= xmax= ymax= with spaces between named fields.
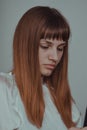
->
xmin=57 ymin=47 xmax=64 ymax=51
xmin=57 ymin=44 xmax=66 ymax=51
xmin=40 ymin=45 xmax=49 ymax=49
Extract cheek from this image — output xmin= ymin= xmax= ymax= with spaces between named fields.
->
xmin=39 ymin=49 xmax=46 ymax=64
xmin=57 ymin=52 xmax=63 ymax=63
xmin=39 ymin=54 xmax=42 ymax=65
xmin=60 ymin=52 xmax=63 ymax=59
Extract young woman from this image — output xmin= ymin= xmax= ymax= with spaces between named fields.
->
xmin=0 ymin=6 xmax=83 ymax=130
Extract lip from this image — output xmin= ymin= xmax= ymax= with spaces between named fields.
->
xmin=44 ymin=64 xmax=56 ymax=70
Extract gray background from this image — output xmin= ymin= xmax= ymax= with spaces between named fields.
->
xmin=0 ymin=0 xmax=87 ymax=125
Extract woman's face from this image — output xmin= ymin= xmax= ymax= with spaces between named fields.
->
xmin=39 ymin=38 xmax=66 ymax=76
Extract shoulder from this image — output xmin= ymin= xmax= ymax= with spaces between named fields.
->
xmin=0 ymin=72 xmax=22 ymax=129
xmin=0 ymin=72 xmax=13 ymax=89
xmin=72 ymin=102 xmax=82 ymax=127
xmin=0 ymin=72 xmax=12 ymax=93
xmin=0 ymin=72 xmax=18 ymax=105
xmin=0 ymin=72 xmax=19 ymax=107
xmin=0 ymin=72 xmax=13 ymax=85
xmin=0 ymin=72 xmax=15 ymax=98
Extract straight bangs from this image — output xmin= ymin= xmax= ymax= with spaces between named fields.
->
xmin=40 ymin=17 xmax=70 ymax=42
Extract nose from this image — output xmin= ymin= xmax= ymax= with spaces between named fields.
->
xmin=48 ymin=48 xmax=58 ymax=62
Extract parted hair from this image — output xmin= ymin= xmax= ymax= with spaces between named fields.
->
xmin=13 ymin=6 xmax=76 ymax=128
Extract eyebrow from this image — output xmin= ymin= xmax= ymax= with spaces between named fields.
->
xmin=40 ymin=39 xmax=66 ymax=46
xmin=45 ymin=40 xmax=53 ymax=44
xmin=46 ymin=39 xmax=66 ymax=47
xmin=40 ymin=39 xmax=50 ymax=44
xmin=58 ymin=43 xmax=66 ymax=47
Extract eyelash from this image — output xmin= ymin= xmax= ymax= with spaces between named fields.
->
xmin=40 ymin=45 xmax=49 ymax=49
xmin=57 ymin=48 xmax=64 ymax=51
xmin=40 ymin=45 xmax=65 ymax=51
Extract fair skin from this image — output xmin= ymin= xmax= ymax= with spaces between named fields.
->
xmin=39 ymin=38 xmax=66 ymax=76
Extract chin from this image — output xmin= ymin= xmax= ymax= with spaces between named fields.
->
xmin=42 ymin=71 xmax=53 ymax=77
xmin=44 ymin=73 xmax=51 ymax=77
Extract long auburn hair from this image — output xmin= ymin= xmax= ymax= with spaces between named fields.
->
xmin=13 ymin=6 xmax=76 ymax=128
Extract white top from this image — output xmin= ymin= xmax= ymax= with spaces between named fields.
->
xmin=0 ymin=72 xmax=82 ymax=130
